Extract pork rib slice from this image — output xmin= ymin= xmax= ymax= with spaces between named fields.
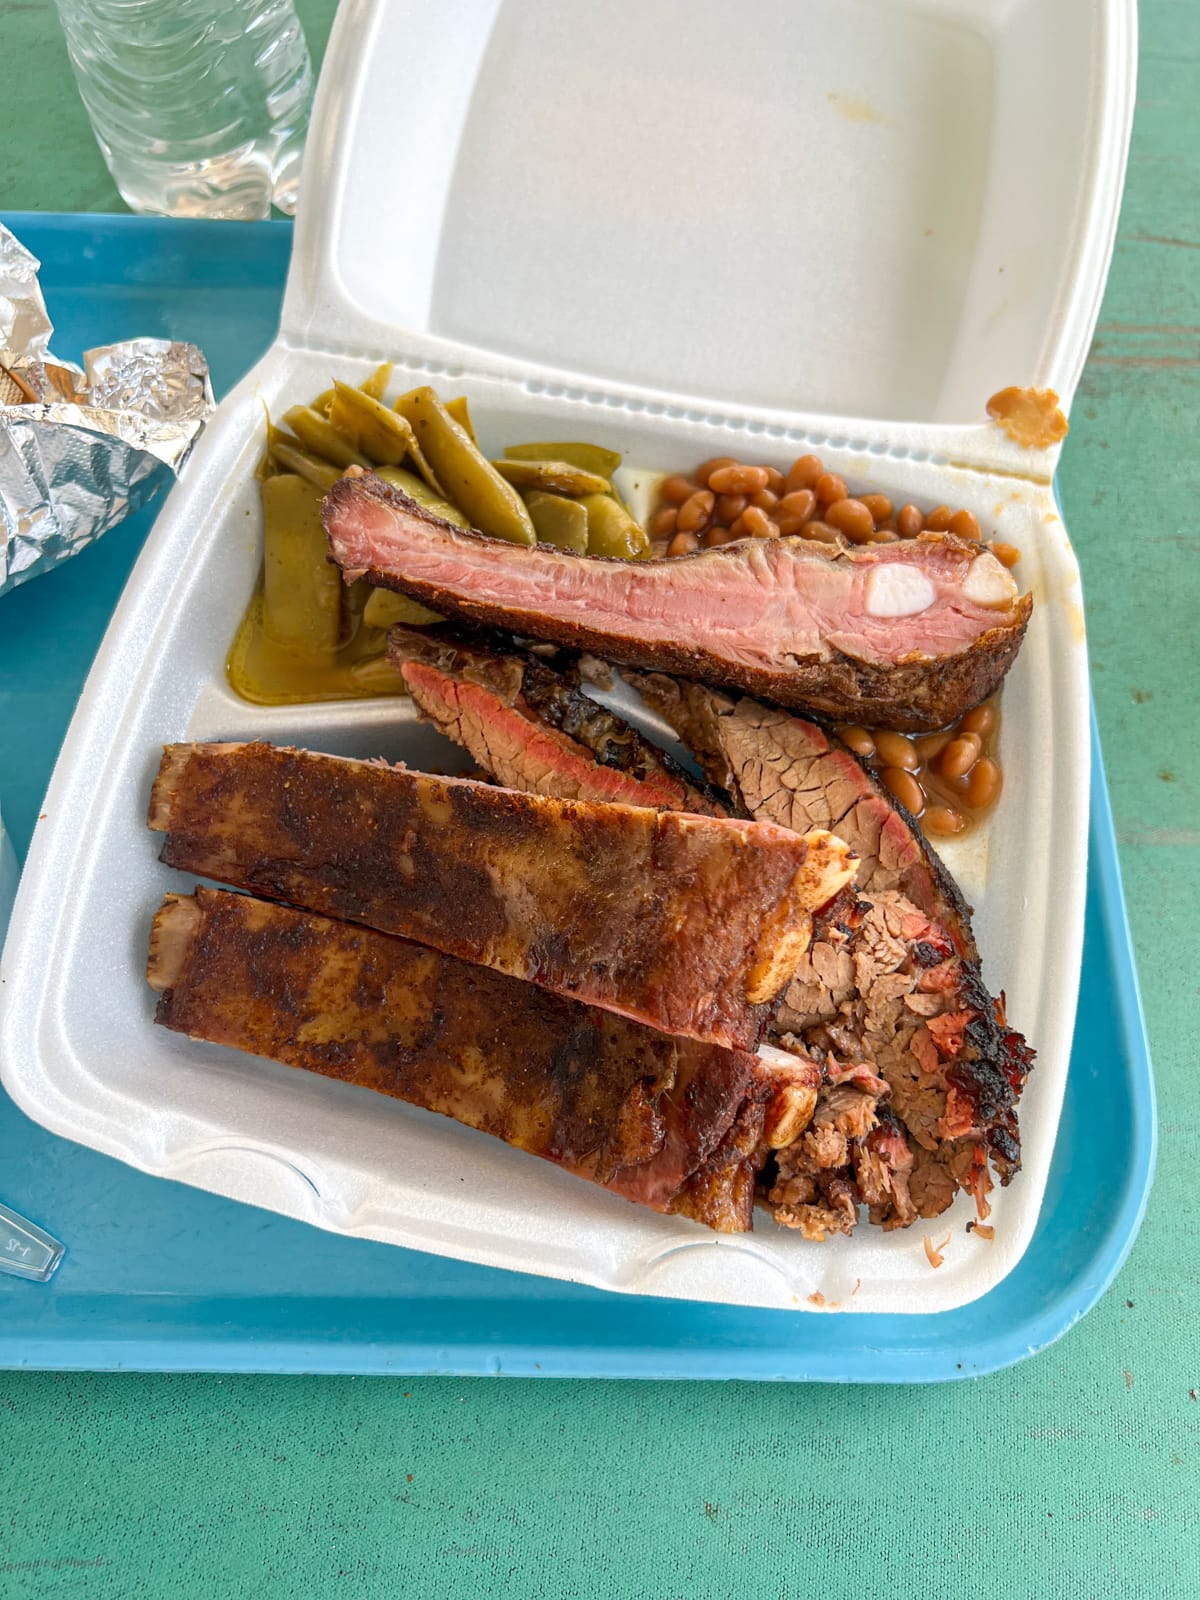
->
xmin=322 ymin=471 xmax=1032 ymax=732
xmin=148 ymin=888 xmax=823 ymax=1232
xmin=148 ymin=741 xmax=856 ymax=1052
xmin=627 ymin=672 xmax=1034 ymax=1222
xmin=387 ymin=624 xmax=724 ymax=814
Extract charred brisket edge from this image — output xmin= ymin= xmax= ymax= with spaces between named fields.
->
xmin=390 ymin=622 xmax=732 ymax=814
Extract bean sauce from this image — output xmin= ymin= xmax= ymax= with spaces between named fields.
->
xmin=835 ymin=697 xmax=1004 ymax=836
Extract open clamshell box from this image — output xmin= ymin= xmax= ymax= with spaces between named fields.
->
xmin=0 ymin=0 xmax=1135 ymax=1313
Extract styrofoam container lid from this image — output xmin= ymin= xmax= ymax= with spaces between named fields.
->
xmin=288 ymin=0 xmax=1134 ymax=472
xmin=0 ymin=0 xmax=1136 ymax=1315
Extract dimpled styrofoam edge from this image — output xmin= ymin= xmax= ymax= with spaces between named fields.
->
xmin=0 ymin=0 xmax=1132 ymax=1313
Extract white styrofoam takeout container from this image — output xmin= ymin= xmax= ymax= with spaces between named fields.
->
xmin=0 ymin=0 xmax=1135 ymax=1313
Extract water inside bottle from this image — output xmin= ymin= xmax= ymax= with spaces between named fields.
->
xmin=56 ymin=0 xmax=314 ymax=220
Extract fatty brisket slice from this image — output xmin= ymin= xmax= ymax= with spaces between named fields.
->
xmin=390 ymin=624 xmax=1033 ymax=1234
xmin=324 ymin=470 xmax=1031 ymax=731
xmin=148 ymin=741 xmax=855 ymax=1053
xmin=148 ymin=888 xmax=823 ymax=1233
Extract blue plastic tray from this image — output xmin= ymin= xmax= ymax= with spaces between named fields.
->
xmin=0 ymin=213 xmax=1155 ymax=1380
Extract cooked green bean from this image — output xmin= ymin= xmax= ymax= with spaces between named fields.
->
xmin=524 ymin=490 xmax=589 ymax=553
xmin=492 ymin=458 xmax=612 ymax=496
xmin=374 ymin=466 xmax=472 ymax=528
xmin=359 ymin=363 xmax=393 ymax=401
xmin=445 ymin=394 xmax=478 ymax=443
xmin=580 ymin=493 xmax=650 ymax=559
xmin=362 ymin=588 xmax=444 ymax=629
xmin=328 ymin=381 xmax=417 ymax=467
xmin=282 ymin=405 xmax=371 ymax=470
xmin=394 ymin=385 xmax=534 ymax=545
xmin=266 ymin=429 xmax=343 ymax=492
xmin=261 ymin=474 xmax=343 ymax=654
xmin=504 ymin=440 xmax=622 ymax=478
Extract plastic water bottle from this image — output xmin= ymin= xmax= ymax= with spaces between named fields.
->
xmin=54 ymin=0 xmax=314 ymax=220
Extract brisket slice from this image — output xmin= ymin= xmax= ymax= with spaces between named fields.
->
xmin=387 ymin=624 xmax=724 ymax=814
xmin=148 ymin=888 xmax=823 ymax=1232
xmin=148 ymin=742 xmax=856 ymax=1052
xmin=628 ymin=673 xmax=1034 ymax=1219
xmin=323 ymin=471 xmax=1032 ymax=732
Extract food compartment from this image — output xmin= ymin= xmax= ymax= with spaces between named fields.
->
xmin=0 ymin=324 xmax=1088 ymax=1314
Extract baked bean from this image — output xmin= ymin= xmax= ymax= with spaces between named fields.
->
xmin=990 ymin=541 xmax=1021 ymax=568
xmin=763 ymin=466 xmax=785 ymax=494
xmin=803 ymin=520 xmax=839 ymax=544
xmin=649 ymin=505 xmax=678 ymax=537
xmin=826 ymin=694 xmax=1005 ymax=836
xmin=861 ymin=494 xmax=893 ymax=526
xmin=708 ymin=464 xmax=770 ymax=495
xmin=677 ymin=489 xmax=715 ymax=533
xmin=694 ymin=456 xmax=737 ymax=487
xmin=825 ymin=497 xmax=875 ymax=542
xmin=874 ymin=731 xmax=920 ymax=772
xmin=837 ymin=725 xmax=876 ymax=759
xmin=740 ymin=505 xmax=777 ymax=538
xmin=814 ymin=471 xmax=848 ymax=505
xmin=701 ymin=524 xmax=736 ymax=548
xmin=897 ymin=503 xmax=924 ymax=539
xmin=882 ymin=766 xmax=925 ymax=815
xmin=869 ymin=528 xmax=901 ymax=543
xmin=751 ymin=488 xmax=780 ymax=513
xmin=915 ymin=731 xmax=952 ymax=763
xmin=949 ymin=508 xmax=981 ymax=542
xmin=659 ymin=474 xmax=697 ymax=506
xmin=777 ymin=489 xmax=816 ymax=522
xmin=714 ymin=493 xmax=747 ymax=524
xmin=924 ymin=505 xmax=952 ymax=532
xmin=776 ymin=514 xmax=810 ymax=537
xmin=784 ymin=454 xmax=824 ymax=492
xmin=666 ymin=530 xmax=700 ymax=558
xmin=966 ymin=757 xmax=1002 ymax=810
xmin=924 ymin=805 xmax=965 ymax=837
xmin=939 ymin=734 xmax=982 ymax=780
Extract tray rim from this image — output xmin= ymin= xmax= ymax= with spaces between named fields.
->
xmin=0 ymin=714 xmax=1157 ymax=1382
xmin=0 ymin=212 xmax=1154 ymax=1379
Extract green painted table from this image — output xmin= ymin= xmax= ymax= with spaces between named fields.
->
xmin=0 ymin=4 xmax=1196 ymax=1597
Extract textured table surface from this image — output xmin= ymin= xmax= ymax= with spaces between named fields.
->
xmin=1 ymin=3 xmax=1197 ymax=1597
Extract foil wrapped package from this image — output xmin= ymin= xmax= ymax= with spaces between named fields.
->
xmin=0 ymin=223 xmax=214 ymax=598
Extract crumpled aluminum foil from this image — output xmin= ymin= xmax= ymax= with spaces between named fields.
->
xmin=0 ymin=222 xmax=215 ymax=598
